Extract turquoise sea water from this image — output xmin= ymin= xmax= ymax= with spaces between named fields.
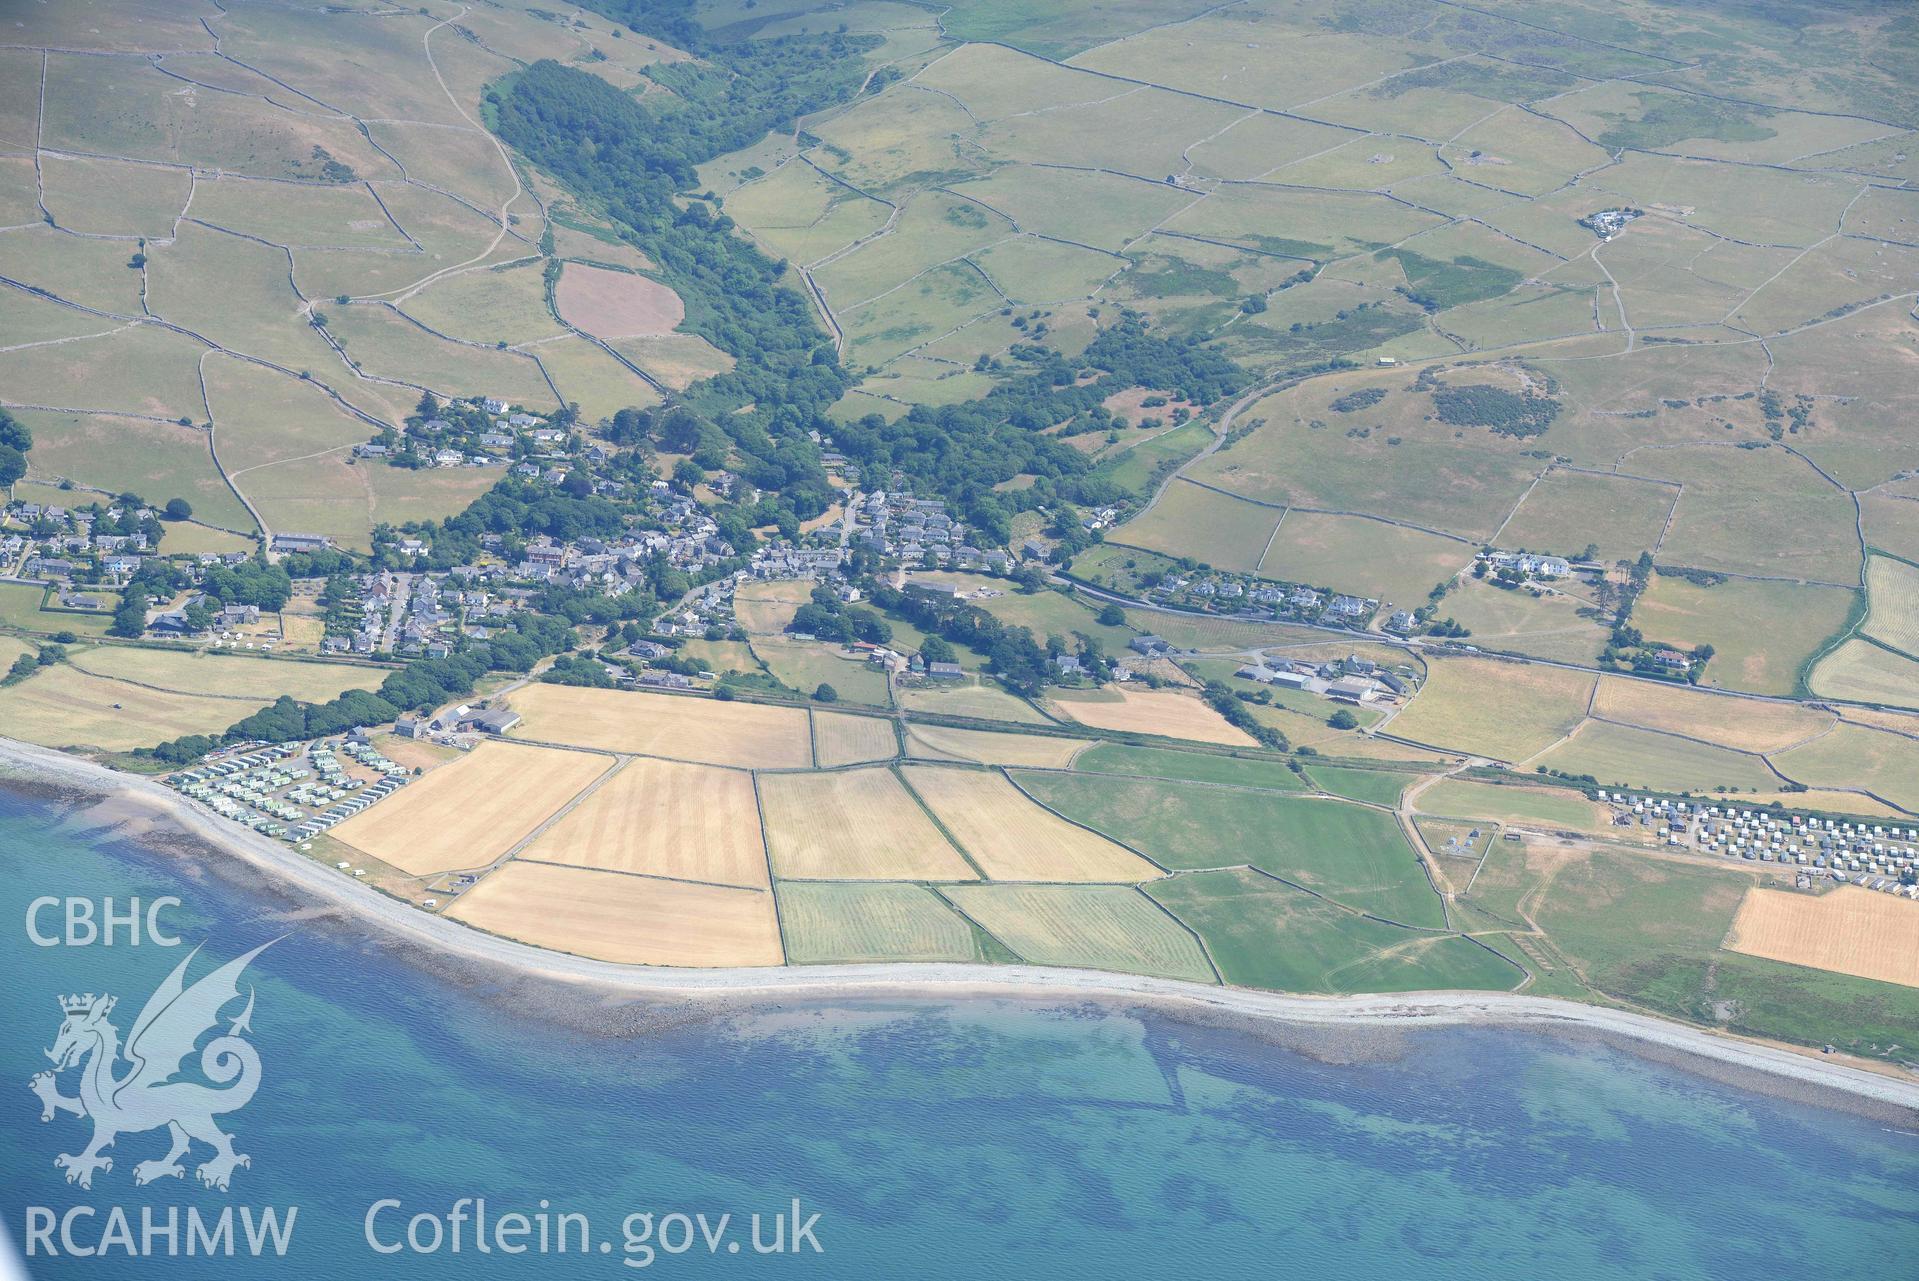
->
xmin=1 ymin=785 xmax=1915 ymax=1279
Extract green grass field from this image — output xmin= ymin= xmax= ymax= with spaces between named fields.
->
xmin=1018 ymin=771 xmax=1444 ymax=928
xmin=1107 ymin=480 xmax=1280 ymax=574
xmin=1302 ymin=765 xmax=1417 ymax=808
xmin=1635 ymin=572 xmax=1858 ymax=697
xmin=1416 ymin=780 xmax=1605 ymax=831
xmin=1072 ymin=743 xmax=1307 ymax=791
xmin=1146 ymin=868 xmax=1520 ymax=994
xmin=0 ymin=584 xmax=115 ymax=637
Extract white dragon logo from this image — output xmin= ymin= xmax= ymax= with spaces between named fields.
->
xmin=29 ymin=941 xmax=274 ymax=1192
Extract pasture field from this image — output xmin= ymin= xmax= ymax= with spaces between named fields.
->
xmin=1636 ymin=446 xmax=1863 ymax=585
xmin=65 ymin=647 xmax=383 ymax=703
xmin=721 ymin=161 xmax=889 ymax=264
xmin=900 ymin=765 xmax=1161 ymax=883
xmin=1808 ymin=640 xmax=1919 ymax=711
xmin=0 ymin=584 xmax=114 ymax=637
xmin=759 ymin=768 xmax=976 ymax=881
xmin=1047 ymin=687 xmax=1256 ymax=747
xmin=399 ymin=262 xmax=566 ymax=347
xmin=1860 ymin=555 xmax=1919 ymax=656
xmin=519 ymin=758 xmax=768 ymax=889
xmin=0 ymin=663 xmax=255 ymax=751
xmin=146 ymin=222 xmax=340 ymax=374
xmin=507 ymin=684 xmax=813 ymax=769
xmin=158 ymin=524 xmax=259 ymax=556
xmin=187 ymin=175 xmax=411 ymax=248
xmin=1771 ymin=725 xmax=1919 ymax=815
xmin=775 ymin=883 xmax=981 ymax=964
xmin=1090 ymin=419 xmax=1212 ymax=497
xmin=1634 ymin=572 xmax=1857 ymax=697
xmin=1591 ymin=676 xmax=1833 ymax=754
xmin=1302 ymin=766 xmax=1417 ymax=809
xmin=1258 ymin=513 xmax=1476 ymax=611
xmin=529 ymin=335 xmax=671 ymax=419
xmin=1070 ymin=743 xmax=1306 ymax=791
xmin=732 ymin=581 xmax=810 ymax=634
xmin=553 ymin=263 xmax=685 ymax=339
xmin=1861 ymin=493 xmax=1919 ymax=564
xmin=1527 ymin=847 xmax=1919 ymax=1057
xmin=19 ymin=411 xmax=253 ymax=533
xmin=1415 ymin=780 xmax=1608 ymax=832
xmin=1386 ymin=657 xmax=1593 ymax=762
xmin=904 ymin=725 xmax=1087 ymax=768
xmin=1439 ymin=578 xmax=1609 ymax=666
xmin=0 ymin=322 xmax=209 ymax=422
xmin=1727 ymin=889 xmax=1919 ymax=989
xmin=1533 ymin=721 xmax=1777 ymax=796
xmin=1146 ymin=869 xmax=1520 ymax=995
xmin=895 ymin=678 xmax=1049 ymax=724
xmin=448 ymin=862 xmax=783 ymax=968
xmin=330 ymin=741 xmax=610 ymax=877
xmin=608 ymin=332 xmax=733 ymax=392
xmin=38 ymin=154 xmax=192 ymax=238
xmin=0 ymin=226 xmax=147 ymax=313
xmin=941 ymin=885 xmax=1216 ymax=983
xmin=967 ymin=587 xmax=1136 ymax=653
xmin=812 ymin=711 xmax=898 ymax=767
xmin=1021 ymin=771 xmax=1442 ymax=928
xmin=751 ymin=637 xmax=892 ymax=707
xmin=1107 ymin=480 xmax=1279 ymax=574
xmin=324 ymin=305 xmax=558 ymax=410
xmin=232 ymin=452 xmax=499 ymax=554
xmin=1189 ymin=376 xmax=1545 ymax=541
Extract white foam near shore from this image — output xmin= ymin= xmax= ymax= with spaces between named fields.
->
xmin=3 ymin=736 xmax=1916 ymax=1114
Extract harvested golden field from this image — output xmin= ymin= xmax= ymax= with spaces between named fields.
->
xmin=942 ymin=883 xmax=1216 ymax=983
xmin=1809 ymin=639 xmax=1919 ymax=711
xmin=521 ymin=757 xmax=768 ymax=889
xmin=507 ymin=683 xmax=812 ymax=768
xmin=776 ymin=883 xmax=981 ymax=963
xmin=1591 ymin=676 xmax=1833 ymax=753
xmin=553 ymin=262 xmax=684 ymax=338
xmin=900 ymin=766 xmax=1162 ymax=882
xmin=1862 ymin=554 xmax=1919 ymax=656
xmin=0 ymin=664 xmax=260 ymax=751
xmin=1727 ymin=887 xmax=1919 ymax=988
xmin=448 ymin=862 xmax=783 ymax=967
xmin=1049 ymin=687 xmax=1257 ymax=747
xmin=759 ymin=768 xmax=975 ymax=881
xmin=812 ymin=710 xmax=897 ymax=766
xmin=905 ymin=724 xmax=1089 ymax=767
xmin=1387 ymin=657 xmax=1593 ymax=762
xmin=331 ymin=741 xmax=609 ymax=877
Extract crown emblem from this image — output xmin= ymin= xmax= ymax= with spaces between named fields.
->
xmin=59 ymin=993 xmax=113 ymax=1017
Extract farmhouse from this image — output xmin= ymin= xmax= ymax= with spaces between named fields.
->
xmin=272 ymin=533 xmax=335 ymax=554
